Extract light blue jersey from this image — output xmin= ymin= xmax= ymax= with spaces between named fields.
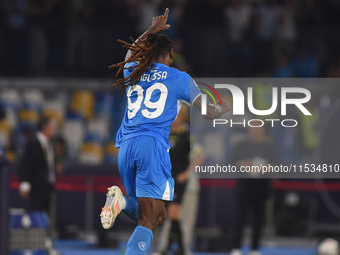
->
xmin=115 ymin=61 xmax=201 ymax=149
xmin=115 ymin=61 xmax=201 ymax=205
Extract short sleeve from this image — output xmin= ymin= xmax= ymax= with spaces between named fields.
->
xmin=123 ymin=61 xmax=138 ymax=78
xmin=176 ymin=73 xmax=201 ymax=105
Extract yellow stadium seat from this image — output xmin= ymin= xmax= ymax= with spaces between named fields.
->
xmin=70 ymin=90 xmax=95 ymax=120
xmin=0 ymin=119 xmax=12 ymax=136
xmin=106 ymin=143 xmax=119 ymax=156
xmin=82 ymin=143 xmax=102 ymax=154
xmin=0 ymin=119 xmax=11 ymax=148
xmin=79 ymin=142 xmax=104 ymax=165
xmin=19 ymin=110 xmax=39 ymax=123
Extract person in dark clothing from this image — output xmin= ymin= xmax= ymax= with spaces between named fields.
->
xmin=18 ymin=117 xmax=57 ymax=213
xmin=160 ymin=107 xmax=204 ymax=255
xmin=165 ymin=107 xmax=191 ymax=255
xmin=229 ymin=124 xmax=279 ymax=255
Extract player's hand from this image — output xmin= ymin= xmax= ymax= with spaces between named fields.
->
xmin=219 ymin=99 xmax=231 ymax=114
xmin=151 ymin=8 xmax=171 ymax=32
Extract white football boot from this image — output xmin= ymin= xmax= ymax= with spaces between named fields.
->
xmin=100 ymin=186 xmax=124 ymax=229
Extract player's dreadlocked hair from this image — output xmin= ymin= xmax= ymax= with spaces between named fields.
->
xmin=109 ymin=33 xmax=172 ymax=93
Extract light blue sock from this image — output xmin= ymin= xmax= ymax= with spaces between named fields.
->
xmin=126 ymin=225 xmax=153 ymax=255
xmin=123 ymin=197 xmax=139 ymax=222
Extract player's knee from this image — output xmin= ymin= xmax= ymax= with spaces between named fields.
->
xmin=138 ymin=198 xmax=167 ymax=231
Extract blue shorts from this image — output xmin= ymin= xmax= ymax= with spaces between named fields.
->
xmin=118 ymin=136 xmax=174 ymax=202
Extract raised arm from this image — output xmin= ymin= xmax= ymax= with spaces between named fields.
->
xmin=125 ymin=8 xmax=171 ymax=61
xmin=193 ymin=95 xmax=231 ymax=120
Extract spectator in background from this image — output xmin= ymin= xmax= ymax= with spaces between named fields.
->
xmin=63 ymin=0 xmax=93 ymax=75
xmin=229 ymin=124 xmax=279 ymax=255
xmin=27 ymin=0 xmax=55 ymax=76
xmin=181 ymin=145 xmax=203 ymax=255
xmin=201 ymin=0 xmax=226 ymax=76
xmin=313 ymin=38 xmax=330 ymax=77
xmin=274 ymin=0 xmax=296 ymax=59
xmin=18 ymin=117 xmax=57 ymax=214
xmin=245 ymin=9 xmax=262 ymax=76
xmin=180 ymin=0 xmax=226 ymax=76
xmin=225 ymin=0 xmax=251 ymax=44
xmin=164 ymin=108 xmax=190 ymax=254
xmin=296 ymin=0 xmax=323 ymax=42
xmin=155 ymin=107 xmax=205 ymax=255
xmin=256 ymin=0 xmax=281 ymax=73
xmin=0 ymin=5 xmax=4 ymax=73
xmin=91 ymin=0 xmax=114 ymax=77
xmin=45 ymin=0 xmax=67 ymax=74
xmin=2 ymin=0 xmax=28 ymax=75
xmin=224 ymin=0 xmax=252 ymax=76
xmin=133 ymin=0 xmax=159 ymax=35
xmin=165 ymin=108 xmax=191 ymax=255
xmin=258 ymin=0 xmax=281 ymax=43
xmin=180 ymin=0 xmax=207 ymax=76
xmin=328 ymin=57 xmax=340 ymax=78
xmin=273 ymin=53 xmax=294 ymax=78
xmin=292 ymin=46 xmax=319 ymax=77
xmin=91 ymin=0 xmax=131 ymax=77
xmin=172 ymin=38 xmax=191 ymax=73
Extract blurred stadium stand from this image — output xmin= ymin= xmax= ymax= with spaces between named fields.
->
xmin=0 ymin=78 xmax=124 ymax=165
xmin=0 ymin=0 xmax=340 ymax=79
xmin=1 ymin=78 xmax=340 ymax=236
xmin=2 ymin=0 xmax=340 ymax=254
